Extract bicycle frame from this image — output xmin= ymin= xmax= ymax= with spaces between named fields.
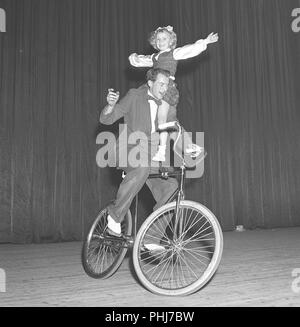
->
xmin=148 ymin=166 xmax=185 ymax=240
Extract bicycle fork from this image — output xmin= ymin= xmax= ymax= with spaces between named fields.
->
xmin=173 ymin=165 xmax=185 ymax=241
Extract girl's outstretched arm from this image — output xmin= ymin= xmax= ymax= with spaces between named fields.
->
xmin=128 ymin=53 xmax=154 ymax=67
xmin=173 ymin=32 xmax=218 ymax=60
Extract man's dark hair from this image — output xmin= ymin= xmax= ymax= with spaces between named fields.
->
xmin=146 ymin=68 xmax=170 ymax=82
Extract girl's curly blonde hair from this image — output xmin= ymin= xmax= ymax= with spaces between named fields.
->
xmin=148 ymin=25 xmax=177 ymax=50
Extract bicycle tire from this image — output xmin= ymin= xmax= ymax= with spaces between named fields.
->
xmin=133 ymin=200 xmax=223 ymax=296
xmin=82 ymin=208 xmax=132 ymax=279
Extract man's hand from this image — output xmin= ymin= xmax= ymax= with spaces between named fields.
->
xmin=186 ymin=144 xmax=204 ymax=158
xmin=205 ymin=32 xmax=219 ymax=44
xmin=104 ymin=88 xmax=120 ymax=114
xmin=107 ymin=88 xmax=120 ymax=106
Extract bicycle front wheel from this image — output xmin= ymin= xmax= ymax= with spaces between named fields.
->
xmin=133 ymin=200 xmax=223 ymax=296
xmin=82 ymin=208 xmax=132 ymax=279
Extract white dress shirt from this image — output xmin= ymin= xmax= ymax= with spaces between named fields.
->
xmin=147 ymin=90 xmax=159 ymax=134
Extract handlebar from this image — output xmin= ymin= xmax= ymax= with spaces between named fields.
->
xmin=158 ymin=121 xmax=207 ymax=167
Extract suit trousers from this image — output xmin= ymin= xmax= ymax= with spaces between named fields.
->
xmin=107 ymin=165 xmax=178 ymax=223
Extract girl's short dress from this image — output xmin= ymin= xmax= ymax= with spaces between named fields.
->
xmin=152 ymin=50 xmax=179 ymax=107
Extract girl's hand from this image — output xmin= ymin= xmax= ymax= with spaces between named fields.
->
xmin=206 ymin=32 xmax=219 ymax=44
xmin=129 ymin=53 xmax=139 ymax=60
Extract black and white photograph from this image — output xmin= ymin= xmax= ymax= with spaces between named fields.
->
xmin=0 ymin=0 xmax=300 ymax=310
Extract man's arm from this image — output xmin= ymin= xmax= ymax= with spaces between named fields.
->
xmin=100 ymin=89 xmax=134 ymax=125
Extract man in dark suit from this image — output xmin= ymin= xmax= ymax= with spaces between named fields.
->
xmin=100 ymin=68 xmax=200 ymax=237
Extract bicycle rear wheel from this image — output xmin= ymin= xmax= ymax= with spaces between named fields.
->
xmin=133 ymin=200 xmax=223 ymax=296
xmin=82 ymin=208 xmax=132 ymax=279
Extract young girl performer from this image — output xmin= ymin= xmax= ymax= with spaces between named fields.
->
xmin=129 ymin=26 xmax=218 ymax=161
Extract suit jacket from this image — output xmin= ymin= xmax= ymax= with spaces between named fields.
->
xmin=100 ymin=84 xmax=179 ymax=170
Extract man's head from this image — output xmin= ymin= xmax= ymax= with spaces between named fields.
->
xmin=146 ymin=68 xmax=170 ymax=100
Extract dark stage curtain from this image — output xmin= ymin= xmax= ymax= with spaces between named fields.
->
xmin=0 ymin=0 xmax=299 ymax=243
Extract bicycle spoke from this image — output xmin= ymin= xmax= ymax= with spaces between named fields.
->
xmin=174 ymin=251 xmax=188 ymax=288
xmin=145 ymin=210 xmax=174 ymax=244
xmin=181 ymin=220 xmax=213 ymax=240
xmin=140 ymin=250 xmax=170 ymax=267
xmin=182 ymin=247 xmax=212 ymax=266
xmin=178 ymin=213 xmax=206 ymax=242
xmin=152 ymin=253 xmax=174 ymax=286
xmin=177 ymin=252 xmax=203 ymax=280
xmin=140 ymin=248 xmax=173 ymax=275
xmin=183 ymin=244 xmax=215 ymax=254
xmin=176 ymin=249 xmax=200 ymax=281
xmin=97 ymin=245 xmax=107 ymax=273
xmin=181 ymin=208 xmax=194 ymax=236
xmin=182 ymin=229 xmax=215 ymax=246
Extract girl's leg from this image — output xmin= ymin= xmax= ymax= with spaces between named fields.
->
xmin=153 ymin=100 xmax=169 ymax=162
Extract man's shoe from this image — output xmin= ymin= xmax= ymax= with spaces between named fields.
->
xmin=106 ymin=215 xmax=122 ymax=237
xmin=143 ymin=243 xmax=166 ymax=253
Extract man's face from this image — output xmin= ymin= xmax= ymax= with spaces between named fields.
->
xmin=148 ymin=73 xmax=169 ymax=99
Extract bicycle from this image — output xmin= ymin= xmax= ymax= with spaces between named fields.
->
xmin=82 ymin=121 xmax=223 ymax=296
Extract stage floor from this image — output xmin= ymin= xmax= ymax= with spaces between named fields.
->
xmin=0 ymin=227 xmax=299 ymax=307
